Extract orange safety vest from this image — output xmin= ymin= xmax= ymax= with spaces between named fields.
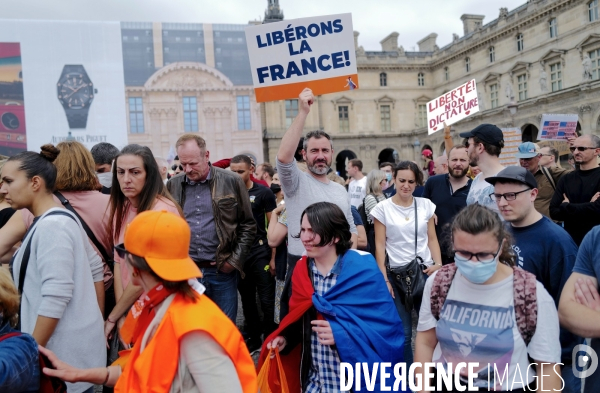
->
xmin=115 ymin=292 xmax=257 ymax=393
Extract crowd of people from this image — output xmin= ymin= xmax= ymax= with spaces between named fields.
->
xmin=0 ymin=86 xmax=599 ymax=392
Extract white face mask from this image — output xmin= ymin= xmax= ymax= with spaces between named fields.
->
xmin=96 ymin=172 xmax=112 ymax=189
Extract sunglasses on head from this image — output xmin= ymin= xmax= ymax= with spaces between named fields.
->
xmin=114 ymin=243 xmax=141 ymax=260
xmin=171 ymin=164 xmax=183 ymax=171
xmin=569 ymin=146 xmax=597 ymax=152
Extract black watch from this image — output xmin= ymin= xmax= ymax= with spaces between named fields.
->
xmin=57 ymin=65 xmax=96 ymax=129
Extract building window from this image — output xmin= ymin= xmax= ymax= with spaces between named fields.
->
xmin=380 ymin=72 xmax=387 ymax=87
xmin=465 ymin=57 xmax=470 ymax=72
xmin=517 ymin=74 xmax=528 ymax=101
xmin=183 ymin=96 xmax=198 ymax=132
xmin=380 ymin=105 xmax=391 ymax=132
xmin=549 ymin=18 xmax=558 ymax=38
xmin=517 ymin=33 xmax=524 ymax=51
xmin=128 ymin=97 xmax=144 ymax=134
xmin=590 ymin=0 xmax=599 ymax=22
xmin=338 ymin=106 xmax=349 ymax=132
xmin=418 ymin=104 xmax=427 ymax=128
xmin=418 ymin=73 xmax=424 ymax=86
xmin=550 ymin=63 xmax=562 ymax=91
xmin=489 ymin=47 xmax=495 ymax=63
xmin=444 ymin=67 xmax=449 ymax=81
xmin=590 ymin=48 xmax=600 ymax=80
xmin=285 ymin=99 xmax=298 ymax=128
xmin=490 ymin=83 xmax=498 ymax=109
xmin=236 ymin=96 xmax=251 ymax=130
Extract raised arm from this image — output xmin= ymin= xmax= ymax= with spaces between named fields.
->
xmin=277 ymin=88 xmax=314 ymax=164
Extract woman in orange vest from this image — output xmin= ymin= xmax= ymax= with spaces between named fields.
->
xmin=39 ymin=210 xmax=257 ymax=393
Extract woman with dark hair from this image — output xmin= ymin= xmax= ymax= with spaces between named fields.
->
xmin=415 ymin=204 xmax=562 ymax=391
xmin=371 ymin=160 xmax=443 ymax=368
xmin=260 ymin=202 xmax=405 ymax=392
xmin=104 ymin=144 xmax=182 ymax=343
xmin=0 ymin=144 xmax=106 ymax=393
xmin=39 ymin=210 xmax=257 ymax=393
xmin=0 ymin=156 xmax=16 ymax=230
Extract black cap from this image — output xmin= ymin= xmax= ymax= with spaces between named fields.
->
xmin=485 ymin=166 xmax=538 ymax=189
xmin=459 ymin=124 xmax=504 ymax=147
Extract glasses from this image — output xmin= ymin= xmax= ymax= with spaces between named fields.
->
xmin=540 ymin=153 xmax=553 ymax=157
xmin=570 ymin=146 xmax=597 ymax=152
xmin=519 ymin=155 xmax=539 ymax=161
xmin=489 ymin=188 xmax=531 ymax=202
xmin=453 ymin=243 xmax=502 ymax=262
xmin=171 ymin=164 xmax=183 ymax=171
xmin=114 ymin=243 xmax=142 ymax=260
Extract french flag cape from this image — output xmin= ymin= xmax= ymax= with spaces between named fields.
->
xmin=258 ymin=249 xmax=406 ymax=392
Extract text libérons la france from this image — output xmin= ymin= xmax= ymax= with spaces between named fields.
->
xmin=254 ymin=19 xmax=352 ymax=84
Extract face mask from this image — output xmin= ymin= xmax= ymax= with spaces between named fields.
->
xmin=454 ymin=253 xmax=498 ymax=284
xmin=270 ymin=183 xmax=281 ymax=194
xmin=97 ymin=172 xmax=113 ymax=189
xmin=386 ymin=173 xmax=393 ymax=182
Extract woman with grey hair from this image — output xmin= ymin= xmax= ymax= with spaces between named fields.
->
xmin=363 ymin=169 xmax=388 ymax=254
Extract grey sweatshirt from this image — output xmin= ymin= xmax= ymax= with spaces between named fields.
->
xmin=12 ymin=207 xmax=106 ymax=393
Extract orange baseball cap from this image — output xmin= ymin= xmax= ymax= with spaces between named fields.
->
xmin=119 ymin=210 xmax=201 ymax=281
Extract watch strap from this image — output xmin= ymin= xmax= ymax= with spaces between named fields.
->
xmin=65 ymin=108 xmax=89 ymax=129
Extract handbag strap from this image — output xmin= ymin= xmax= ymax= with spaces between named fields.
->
xmin=540 ymin=166 xmax=556 ymax=191
xmin=54 ymin=192 xmax=113 ymax=268
xmin=413 ymin=197 xmax=418 ymax=259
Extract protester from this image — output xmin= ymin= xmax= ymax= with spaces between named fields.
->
xmin=371 ymin=160 xmax=442 ymax=367
xmin=154 ymin=156 xmax=168 ymax=185
xmin=460 ymin=124 xmax=506 ymax=215
xmin=567 ymin=153 xmax=576 ymax=170
xmin=0 ymin=156 xmax=15 ymax=229
xmin=260 ymin=202 xmax=405 ymax=393
xmin=422 ymin=146 xmax=472 ymax=265
xmin=167 ymin=134 xmax=256 ymax=322
xmin=171 ymin=155 xmax=183 ymax=176
xmin=230 ymin=154 xmax=277 ymax=352
xmin=415 ymin=204 xmax=562 ymax=391
xmin=91 ymin=142 xmax=120 ymax=195
xmin=487 ymin=166 xmax=581 ymax=391
xmin=105 ymin=144 xmax=182 ymax=341
xmin=40 ymin=210 xmax=257 ymax=393
xmin=468 ymin=165 xmax=481 ymax=179
xmin=363 ymin=169 xmax=387 ymax=254
xmin=0 ymin=268 xmax=40 ymax=392
xmin=422 ymin=148 xmax=434 ymax=177
xmin=539 ymin=146 xmax=561 ymax=168
xmin=1 ymin=145 xmax=106 ymax=393
xmin=432 ymin=154 xmax=448 ymax=175
xmin=549 ymin=134 xmax=600 ymax=245
xmin=516 ymin=142 xmax=569 ymax=220
xmin=379 ymin=161 xmax=396 ymax=198
xmin=212 ymin=157 xmax=269 ymax=187
xmin=255 ymin=162 xmax=275 ymax=187
xmin=267 ymin=202 xmax=288 ymax=324
xmin=346 ymin=158 xmax=367 ymax=208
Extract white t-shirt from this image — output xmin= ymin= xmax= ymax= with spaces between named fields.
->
xmin=370 ymin=197 xmax=436 ymax=267
xmin=466 ymin=172 xmax=502 ymax=215
xmin=348 ymin=176 xmax=367 ymax=208
xmin=418 ymin=270 xmax=561 ymax=391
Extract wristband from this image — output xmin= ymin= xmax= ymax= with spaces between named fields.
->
xmin=102 ymin=367 xmax=110 ymax=385
xmin=107 ymin=316 xmax=117 ymax=324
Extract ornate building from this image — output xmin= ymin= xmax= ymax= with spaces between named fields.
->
xmin=261 ymin=0 xmax=600 ymax=176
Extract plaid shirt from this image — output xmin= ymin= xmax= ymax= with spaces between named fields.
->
xmin=306 ymin=257 xmax=342 ymax=393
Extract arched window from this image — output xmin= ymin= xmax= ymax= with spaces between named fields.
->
xmin=380 ymin=72 xmax=387 ymax=87
xmin=418 ymin=73 xmax=424 ymax=86
xmin=489 ymin=47 xmax=495 ymax=63
xmin=465 ymin=57 xmax=471 ymax=73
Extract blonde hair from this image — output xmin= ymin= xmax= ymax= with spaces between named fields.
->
xmin=366 ymin=169 xmax=386 ymax=196
xmin=54 ymin=141 xmax=100 ymax=191
xmin=176 ymin=134 xmax=206 ymax=150
xmin=0 ymin=268 xmax=20 ymax=327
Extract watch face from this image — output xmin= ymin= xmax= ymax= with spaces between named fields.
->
xmin=57 ymin=71 xmax=94 ymax=110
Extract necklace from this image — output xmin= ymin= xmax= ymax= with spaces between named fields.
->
xmin=392 ymin=196 xmax=413 ymax=221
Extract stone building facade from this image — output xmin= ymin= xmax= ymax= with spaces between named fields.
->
xmin=261 ymin=0 xmax=600 ymax=176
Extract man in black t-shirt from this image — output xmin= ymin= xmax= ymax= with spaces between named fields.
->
xmin=231 ymin=155 xmax=277 ymax=352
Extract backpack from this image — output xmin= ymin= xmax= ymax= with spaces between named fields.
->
xmin=357 ymin=197 xmax=371 ymax=230
xmin=0 ymin=332 xmax=68 ymax=393
xmin=430 ymin=263 xmax=538 ymax=345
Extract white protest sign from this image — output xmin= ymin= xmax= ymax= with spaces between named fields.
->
xmin=427 ymin=79 xmax=479 ymax=135
xmin=245 ymin=14 xmax=357 ymax=103
xmin=538 ymin=114 xmax=579 ymax=141
xmin=499 ymin=128 xmax=523 ymax=167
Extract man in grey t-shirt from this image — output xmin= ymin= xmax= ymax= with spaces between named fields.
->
xmin=276 ymin=88 xmax=357 ymax=317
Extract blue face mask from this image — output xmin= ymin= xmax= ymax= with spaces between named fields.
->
xmin=454 ymin=253 xmax=498 ymax=284
xmin=386 ymin=173 xmax=393 ymax=182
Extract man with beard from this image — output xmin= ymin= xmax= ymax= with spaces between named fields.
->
xmin=460 ymin=124 xmax=506 ymax=216
xmin=276 ymin=88 xmax=357 ymax=316
xmin=422 ymin=146 xmax=472 ymax=264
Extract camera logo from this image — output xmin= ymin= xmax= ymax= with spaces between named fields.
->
xmin=572 ymin=344 xmax=598 ymax=379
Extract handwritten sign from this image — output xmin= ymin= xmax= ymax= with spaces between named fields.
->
xmin=499 ymin=128 xmax=523 ymax=167
xmin=538 ymin=114 xmax=578 ymax=141
xmin=245 ymin=14 xmax=358 ymax=103
xmin=427 ymin=79 xmax=479 ymax=135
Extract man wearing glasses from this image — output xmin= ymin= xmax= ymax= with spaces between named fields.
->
xmin=516 ymin=142 xmax=569 ymax=221
xmin=550 ymin=134 xmax=600 ymax=246
xmin=487 ymin=166 xmax=582 ymax=393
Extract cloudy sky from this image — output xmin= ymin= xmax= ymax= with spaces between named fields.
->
xmin=4 ymin=0 xmax=527 ymax=50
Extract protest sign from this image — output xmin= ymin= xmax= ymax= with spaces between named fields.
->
xmin=538 ymin=114 xmax=578 ymax=141
xmin=499 ymin=128 xmax=522 ymax=167
xmin=427 ymin=79 xmax=479 ymax=135
xmin=245 ymin=14 xmax=357 ymax=102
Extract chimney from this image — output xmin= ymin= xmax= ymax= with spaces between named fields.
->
xmin=380 ymin=32 xmax=399 ymax=51
xmin=417 ymin=33 xmax=438 ymax=52
xmin=460 ymin=14 xmax=485 ymax=35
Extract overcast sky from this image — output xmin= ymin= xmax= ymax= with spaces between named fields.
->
xmin=4 ymin=0 xmax=527 ymax=50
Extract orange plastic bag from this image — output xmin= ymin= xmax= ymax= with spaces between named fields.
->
xmin=257 ymin=348 xmax=290 ymax=393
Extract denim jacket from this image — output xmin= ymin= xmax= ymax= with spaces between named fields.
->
xmin=0 ymin=320 xmax=40 ymax=393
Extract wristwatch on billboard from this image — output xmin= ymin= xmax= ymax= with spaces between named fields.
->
xmin=56 ymin=65 xmax=96 ymax=129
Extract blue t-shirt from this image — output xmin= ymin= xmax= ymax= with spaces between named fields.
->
xmin=350 ymin=205 xmax=363 ymax=226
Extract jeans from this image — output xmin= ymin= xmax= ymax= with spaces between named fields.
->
xmin=562 ymin=363 xmax=582 ymax=393
xmin=198 ymin=266 xmax=239 ymax=322
xmin=238 ymin=244 xmax=276 ymax=339
xmin=279 ymin=253 xmax=302 ymax=320
xmin=387 ymin=271 xmax=421 ymax=368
